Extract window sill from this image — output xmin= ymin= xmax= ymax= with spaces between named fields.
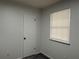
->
xmin=49 ymin=38 xmax=70 ymax=45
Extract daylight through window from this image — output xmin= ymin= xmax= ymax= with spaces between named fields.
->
xmin=50 ymin=9 xmax=70 ymax=44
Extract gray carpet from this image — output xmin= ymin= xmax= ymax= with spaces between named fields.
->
xmin=23 ymin=53 xmax=49 ymax=59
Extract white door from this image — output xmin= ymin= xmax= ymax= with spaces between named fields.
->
xmin=24 ymin=10 xmax=38 ymax=57
xmin=0 ymin=4 xmax=23 ymax=59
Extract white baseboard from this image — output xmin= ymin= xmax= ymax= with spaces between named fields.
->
xmin=16 ymin=51 xmax=54 ymax=59
xmin=40 ymin=51 xmax=54 ymax=59
xmin=17 ymin=51 xmax=40 ymax=59
xmin=16 ymin=57 xmax=22 ymax=59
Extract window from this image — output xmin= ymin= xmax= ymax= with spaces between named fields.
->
xmin=50 ymin=9 xmax=70 ymax=44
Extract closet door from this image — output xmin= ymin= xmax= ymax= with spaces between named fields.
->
xmin=0 ymin=4 xmax=23 ymax=59
xmin=24 ymin=10 xmax=38 ymax=57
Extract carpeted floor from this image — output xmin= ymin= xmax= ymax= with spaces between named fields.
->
xmin=23 ymin=53 xmax=49 ymax=59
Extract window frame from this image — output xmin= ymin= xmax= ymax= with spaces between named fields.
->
xmin=49 ymin=9 xmax=71 ymax=45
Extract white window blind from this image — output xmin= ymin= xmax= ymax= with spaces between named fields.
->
xmin=50 ymin=9 xmax=70 ymax=44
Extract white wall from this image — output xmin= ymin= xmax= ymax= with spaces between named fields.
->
xmin=0 ymin=3 xmax=24 ymax=59
xmin=40 ymin=0 xmax=79 ymax=59
xmin=0 ymin=1 xmax=41 ymax=59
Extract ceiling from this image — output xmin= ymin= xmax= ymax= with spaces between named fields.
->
xmin=9 ymin=0 xmax=61 ymax=8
